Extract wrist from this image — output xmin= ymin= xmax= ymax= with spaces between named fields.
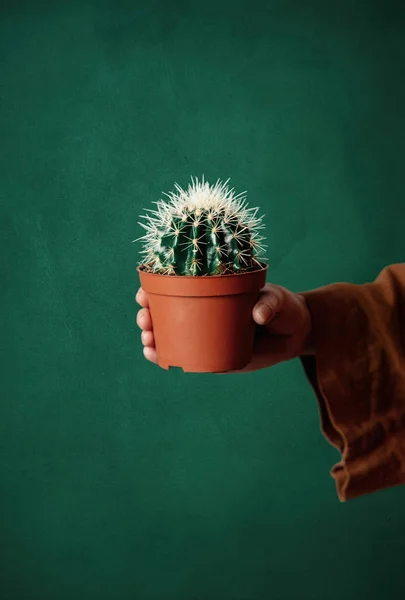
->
xmin=297 ymin=294 xmax=314 ymax=355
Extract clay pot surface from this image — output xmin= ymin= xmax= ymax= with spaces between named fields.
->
xmin=138 ymin=265 xmax=268 ymax=373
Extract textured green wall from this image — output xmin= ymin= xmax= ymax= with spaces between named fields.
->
xmin=1 ymin=1 xmax=405 ymax=599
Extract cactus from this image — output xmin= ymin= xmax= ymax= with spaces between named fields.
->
xmin=136 ymin=177 xmax=266 ymax=276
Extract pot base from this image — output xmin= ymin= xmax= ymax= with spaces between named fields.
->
xmin=158 ymin=358 xmax=248 ymax=373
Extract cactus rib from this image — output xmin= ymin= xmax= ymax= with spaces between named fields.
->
xmin=136 ymin=177 xmax=266 ymax=276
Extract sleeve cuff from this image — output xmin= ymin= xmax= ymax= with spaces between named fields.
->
xmin=300 ymin=283 xmax=405 ymax=501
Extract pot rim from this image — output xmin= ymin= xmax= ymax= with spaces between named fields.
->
xmin=137 ymin=263 xmax=268 ymax=297
xmin=137 ymin=262 xmax=268 ymax=280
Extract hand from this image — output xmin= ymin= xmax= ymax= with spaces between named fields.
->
xmin=135 ymin=284 xmax=313 ymax=373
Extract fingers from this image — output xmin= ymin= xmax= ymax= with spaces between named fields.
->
xmin=138 ymin=312 xmax=157 ymax=363
xmin=135 ymin=288 xmax=149 ymax=308
xmin=253 ymin=285 xmax=284 ymax=325
xmin=136 ymin=289 xmax=157 ymax=364
xmin=141 ymin=330 xmax=155 ymax=347
xmin=136 ymin=308 xmax=152 ymax=331
xmin=143 ymin=346 xmax=158 ymax=364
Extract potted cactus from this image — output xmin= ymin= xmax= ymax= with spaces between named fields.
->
xmin=136 ymin=177 xmax=268 ymax=372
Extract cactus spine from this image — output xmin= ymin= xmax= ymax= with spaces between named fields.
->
xmin=136 ymin=177 xmax=266 ymax=276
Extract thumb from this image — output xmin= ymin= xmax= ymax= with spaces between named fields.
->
xmin=253 ymin=286 xmax=283 ymax=325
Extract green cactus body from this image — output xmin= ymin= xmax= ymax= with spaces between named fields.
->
xmin=137 ymin=178 xmax=266 ymax=276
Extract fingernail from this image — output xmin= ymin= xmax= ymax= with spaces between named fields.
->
xmin=255 ymin=303 xmax=272 ymax=324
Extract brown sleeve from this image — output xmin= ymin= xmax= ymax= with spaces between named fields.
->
xmin=300 ymin=264 xmax=405 ymax=501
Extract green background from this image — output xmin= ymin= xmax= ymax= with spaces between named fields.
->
xmin=1 ymin=1 xmax=405 ymax=599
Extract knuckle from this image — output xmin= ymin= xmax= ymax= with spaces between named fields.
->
xmin=136 ymin=309 xmax=146 ymax=325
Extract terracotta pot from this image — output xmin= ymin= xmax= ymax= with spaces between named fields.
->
xmin=137 ymin=265 xmax=267 ymax=373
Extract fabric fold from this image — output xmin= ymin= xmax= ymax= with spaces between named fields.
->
xmin=300 ymin=264 xmax=405 ymax=501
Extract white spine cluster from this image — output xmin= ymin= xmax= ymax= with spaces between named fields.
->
xmin=135 ymin=177 xmax=267 ymax=274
